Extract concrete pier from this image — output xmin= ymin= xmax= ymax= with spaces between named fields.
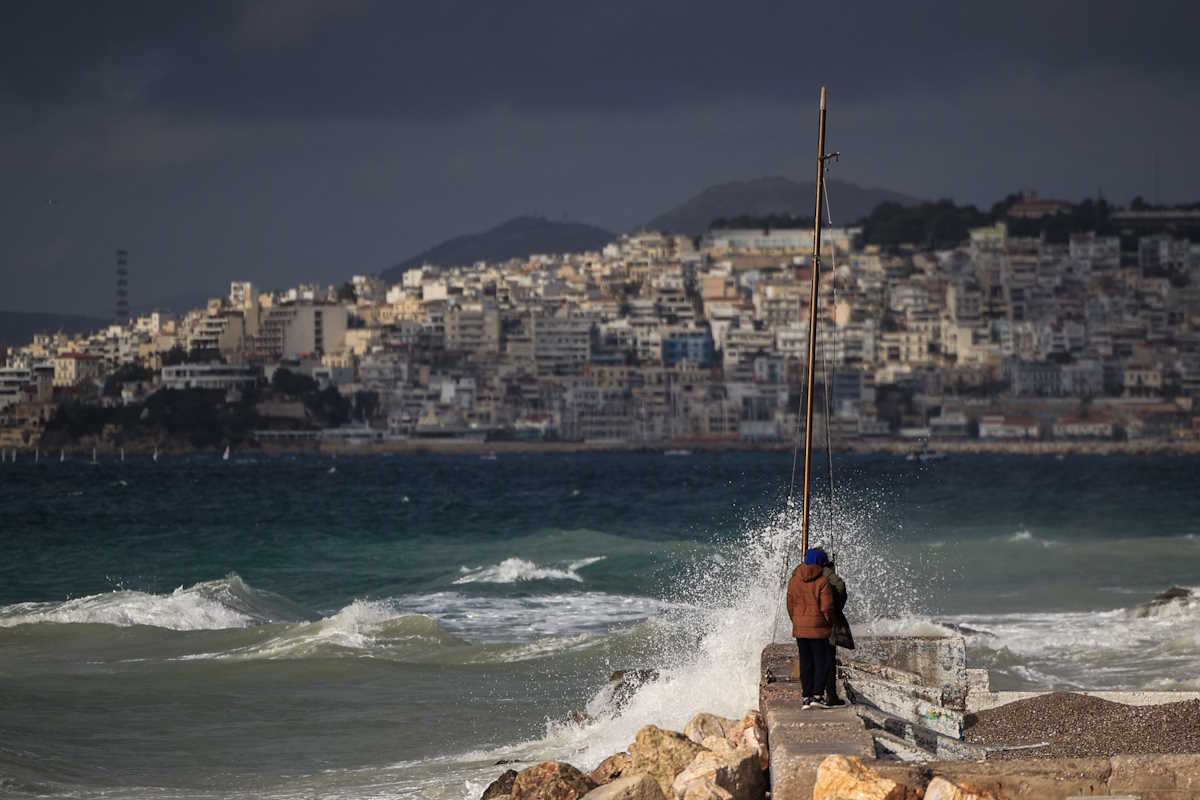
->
xmin=760 ymin=644 xmax=875 ymax=798
xmin=761 ymin=641 xmax=1200 ymax=800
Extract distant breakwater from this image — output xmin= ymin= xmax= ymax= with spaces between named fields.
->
xmin=14 ymin=436 xmax=1200 ymax=458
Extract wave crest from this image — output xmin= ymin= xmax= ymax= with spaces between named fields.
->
xmin=193 ymin=601 xmax=469 ymax=661
xmin=454 ymin=556 xmax=605 ymax=585
xmin=0 ymin=574 xmax=309 ymax=631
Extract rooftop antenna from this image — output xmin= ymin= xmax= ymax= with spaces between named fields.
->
xmin=1153 ymin=151 xmax=1160 ymax=207
xmin=115 ymin=249 xmax=129 ymax=323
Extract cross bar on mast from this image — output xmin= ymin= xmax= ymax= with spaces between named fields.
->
xmin=800 ymin=86 xmax=828 ymax=561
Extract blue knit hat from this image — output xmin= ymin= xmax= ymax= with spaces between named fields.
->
xmin=804 ymin=547 xmax=828 ymax=566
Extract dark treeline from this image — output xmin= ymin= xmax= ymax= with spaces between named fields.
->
xmin=43 ymin=368 xmax=380 ymax=449
xmin=708 ymin=193 xmax=1200 ymax=248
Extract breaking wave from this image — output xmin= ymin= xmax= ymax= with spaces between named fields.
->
xmin=454 ymin=556 xmax=606 ymax=584
xmin=0 ymin=575 xmax=684 ymax=667
xmin=890 ymin=586 xmax=1200 ymax=691
xmin=479 ymin=492 xmax=928 ymax=772
xmin=1002 ymin=529 xmax=1059 ymax=547
xmin=0 ymin=574 xmax=309 ymax=631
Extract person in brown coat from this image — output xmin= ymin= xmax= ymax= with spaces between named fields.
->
xmin=786 ymin=548 xmax=835 ymax=708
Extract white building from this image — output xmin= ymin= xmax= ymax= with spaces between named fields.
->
xmin=256 ymin=304 xmax=348 ymax=360
xmin=0 ymin=367 xmax=30 ymax=410
xmin=161 ymin=363 xmax=259 ymax=391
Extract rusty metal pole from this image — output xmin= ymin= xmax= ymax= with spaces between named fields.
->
xmin=800 ymin=87 xmax=828 ymax=562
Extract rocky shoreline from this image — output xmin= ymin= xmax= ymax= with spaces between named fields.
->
xmin=479 ymin=709 xmax=769 ymax=800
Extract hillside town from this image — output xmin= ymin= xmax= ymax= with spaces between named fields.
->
xmin=3 ymin=197 xmax=1200 ymax=453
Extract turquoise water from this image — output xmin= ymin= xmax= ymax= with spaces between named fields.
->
xmin=2 ymin=453 xmax=1199 ymax=798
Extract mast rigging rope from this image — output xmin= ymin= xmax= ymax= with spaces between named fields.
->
xmin=775 ymin=169 xmax=843 ymax=637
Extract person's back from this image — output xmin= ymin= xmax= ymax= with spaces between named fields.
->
xmin=786 ymin=564 xmax=833 ymax=639
xmin=786 ymin=549 xmax=835 ymax=707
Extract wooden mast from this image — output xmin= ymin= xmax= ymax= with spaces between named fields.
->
xmin=800 ymin=87 xmax=829 ymax=561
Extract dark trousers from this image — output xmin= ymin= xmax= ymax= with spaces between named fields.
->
xmin=827 ymin=645 xmax=840 ymax=699
xmin=795 ymin=637 xmax=832 ymax=699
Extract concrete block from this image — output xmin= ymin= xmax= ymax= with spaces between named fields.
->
xmin=853 ymin=636 xmax=969 ymax=710
xmin=927 ymin=758 xmax=1112 ymax=800
xmin=857 ymin=706 xmax=986 ymax=761
xmin=843 ymin=671 xmax=965 ymax=739
xmin=1108 ymin=754 xmax=1200 ymax=798
xmin=966 ymin=669 xmax=990 ymax=693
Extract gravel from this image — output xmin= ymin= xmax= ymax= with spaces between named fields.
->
xmin=965 ymin=692 xmax=1200 ymax=759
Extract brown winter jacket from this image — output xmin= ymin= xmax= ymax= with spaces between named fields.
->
xmin=786 ymin=564 xmax=834 ymax=639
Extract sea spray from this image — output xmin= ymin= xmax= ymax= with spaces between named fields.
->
xmin=520 ymin=488 xmax=931 ymax=771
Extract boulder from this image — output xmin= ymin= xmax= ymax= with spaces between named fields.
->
xmin=628 ymin=725 xmax=706 ymax=798
xmin=672 ymin=752 xmax=723 ymax=799
xmin=724 ymin=711 xmax=768 ymax=771
xmin=681 ymin=780 xmax=733 ymax=800
xmin=813 ymin=755 xmax=920 ymax=800
xmin=482 ymin=769 xmax=519 ymax=800
xmin=923 ymin=776 xmax=996 ymax=800
xmin=583 ymin=772 xmax=668 ymax=800
xmin=671 ymin=747 xmax=765 ymax=800
xmin=607 ymin=670 xmax=661 ymax=709
xmin=683 ymin=713 xmax=738 ymax=744
xmin=1129 ymin=586 xmax=1194 ymax=618
xmin=512 ymin=762 xmax=597 ymax=800
xmin=591 ymin=753 xmax=633 ymax=786
xmin=699 ymin=736 xmax=736 ymax=758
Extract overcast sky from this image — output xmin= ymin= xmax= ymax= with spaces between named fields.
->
xmin=3 ymin=1 xmax=1198 ymax=315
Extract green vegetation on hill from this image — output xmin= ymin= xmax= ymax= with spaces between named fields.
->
xmin=270 ymin=368 xmax=352 ymax=427
xmin=651 ymin=176 xmax=920 ymax=236
xmin=858 ymin=194 xmax=1200 ymax=248
xmin=42 ymin=368 xmax=384 ymax=450
xmin=859 ymin=200 xmax=992 ymax=248
xmin=43 ymin=388 xmax=262 ymax=449
xmin=708 ymin=213 xmax=812 ymax=230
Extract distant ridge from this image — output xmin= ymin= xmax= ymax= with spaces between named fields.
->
xmin=0 ymin=310 xmax=109 ymax=348
xmin=381 ymin=216 xmax=615 ymax=282
xmin=644 ymin=176 xmax=921 ymax=235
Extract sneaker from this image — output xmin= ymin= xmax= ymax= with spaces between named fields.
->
xmin=823 ymin=696 xmax=847 ymax=707
xmin=810 ymin=697 xmax=831 ymax=709
xmin=801 ymin=696 xmax=813 ymax=709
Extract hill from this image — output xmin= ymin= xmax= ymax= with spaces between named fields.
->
xmin=0 ymin=310 xmax=109 ymax=348
xmin=644 ymin=176 xmax=920 ymax=235
xmin=381 ymin=216 xmax=615 ymax=282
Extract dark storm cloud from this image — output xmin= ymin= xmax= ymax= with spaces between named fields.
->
xmin=5 ymin=1 xmax=1198 ymax=120
xmin=2 ymin=2 xmax=1199 ymax=315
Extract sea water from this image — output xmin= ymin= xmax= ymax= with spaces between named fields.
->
xmin=1 ymin=452 xmax=1198 ymax=798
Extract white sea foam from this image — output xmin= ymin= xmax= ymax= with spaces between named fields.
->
xmin=473 ymin=492 xmax=927 ymax=773
xmin=0 ymin=575 xmax=292 ymax=631
xmin=392 ymin=590 xmax=681 ymax=642
xmin=934 ymin=587 xmax=1200 ymax=689
xmin=174 ymin=589 xmax=682 ymax=662
xmin=1004 ymin=529 xmax=1059 ymax=547
xmin=453 ymin=556 xmax=605 ymax=585
xmin=187 ymin=602 xmax=468 ymax=661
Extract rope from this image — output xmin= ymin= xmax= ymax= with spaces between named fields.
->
xmin=776 ymin=286 xmax=814 ymax=637
xmin=820 ymin=173 xmax=840 ymax=558
xmin=775 ymin=160 xmax=845 ymax=641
